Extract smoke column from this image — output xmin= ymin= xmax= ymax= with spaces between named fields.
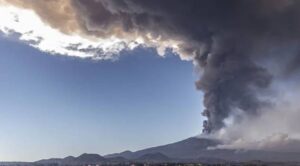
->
xmin=71 ymin=0 xmax=299 ymax=133
xmin=2 ymin=0 xmax=300 ymax=133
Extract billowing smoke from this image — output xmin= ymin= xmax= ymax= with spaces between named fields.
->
xmin=70 ymin=0 xmax=300 ymax=133
xmin=205 ymin=80 xmax=300 ymax=151
xmin=1 ymin=0 xmax=300 ymax=136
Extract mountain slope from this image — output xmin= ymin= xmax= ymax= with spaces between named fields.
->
xmin=37 ymin=137 xmax=300 ymax=163
xmin=105 ymin=137 xmax=300 ymax=162
xmin=106 ymin=137 xmax=219 ymax=159
xmin=136 ymin=152 xmax=171 ymax=163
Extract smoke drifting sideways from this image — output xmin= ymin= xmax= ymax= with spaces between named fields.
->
xmin=205 ymin=80 xmax=300 ymax=152
xmin=1 ymin=0 xmax=300 ymax=142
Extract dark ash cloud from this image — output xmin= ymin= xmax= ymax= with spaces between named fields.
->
xmin=71 ymin=0 xmax=300 ymax=133
xmin=3 ymin=0 xmax=300 ymax=134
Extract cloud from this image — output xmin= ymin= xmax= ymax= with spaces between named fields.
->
xmin=1 ymin=0 xmax=300 ymax=146
xmin=0 ymin=1 xmax=143 ymax=59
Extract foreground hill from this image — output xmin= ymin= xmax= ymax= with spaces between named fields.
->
xmin=36 ymin=153 xmax=127 ymax=165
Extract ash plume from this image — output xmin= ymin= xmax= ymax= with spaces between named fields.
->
xmin=2 ymin=0 xmax=300 ymax=134
xmin=71 ymin=0 xmax=300 ymax=133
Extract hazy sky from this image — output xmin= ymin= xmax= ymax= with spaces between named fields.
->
xmin=3 ymin=0 xmax=300 ymax=162
xmin=0 ymin=36 xmax=203 ymax=161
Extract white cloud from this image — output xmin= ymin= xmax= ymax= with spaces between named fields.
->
xmin=0 ymin=3 xmax=143 ymax=59
xmin=0 ymin=2 xmax=196 ymax=61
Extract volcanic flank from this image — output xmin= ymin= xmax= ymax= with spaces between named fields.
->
xmin=34 ymin=137 xmax=300 ymax=164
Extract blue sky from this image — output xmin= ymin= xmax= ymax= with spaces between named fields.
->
xmin=0 ymin=37 xmax=204 ymax=161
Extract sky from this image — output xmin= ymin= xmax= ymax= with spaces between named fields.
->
xmin=0 ymin=36 xmax=203 ymax=161
xmin=2 ymin=0 xmax=300 ymax=162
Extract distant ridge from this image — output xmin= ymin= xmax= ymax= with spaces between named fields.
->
xmin=105 ymin=150 xmax=134 ymax=160
xmin=34 ymin=137 xmax=300 ymax=164
xmin=37 ymin=153 xmax=107 ymax=165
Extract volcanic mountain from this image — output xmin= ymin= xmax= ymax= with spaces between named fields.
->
xmin=105 ymin=137 xmax=300 ymax=162
xmin=36 ymin=137 xmax=300 ymax=164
